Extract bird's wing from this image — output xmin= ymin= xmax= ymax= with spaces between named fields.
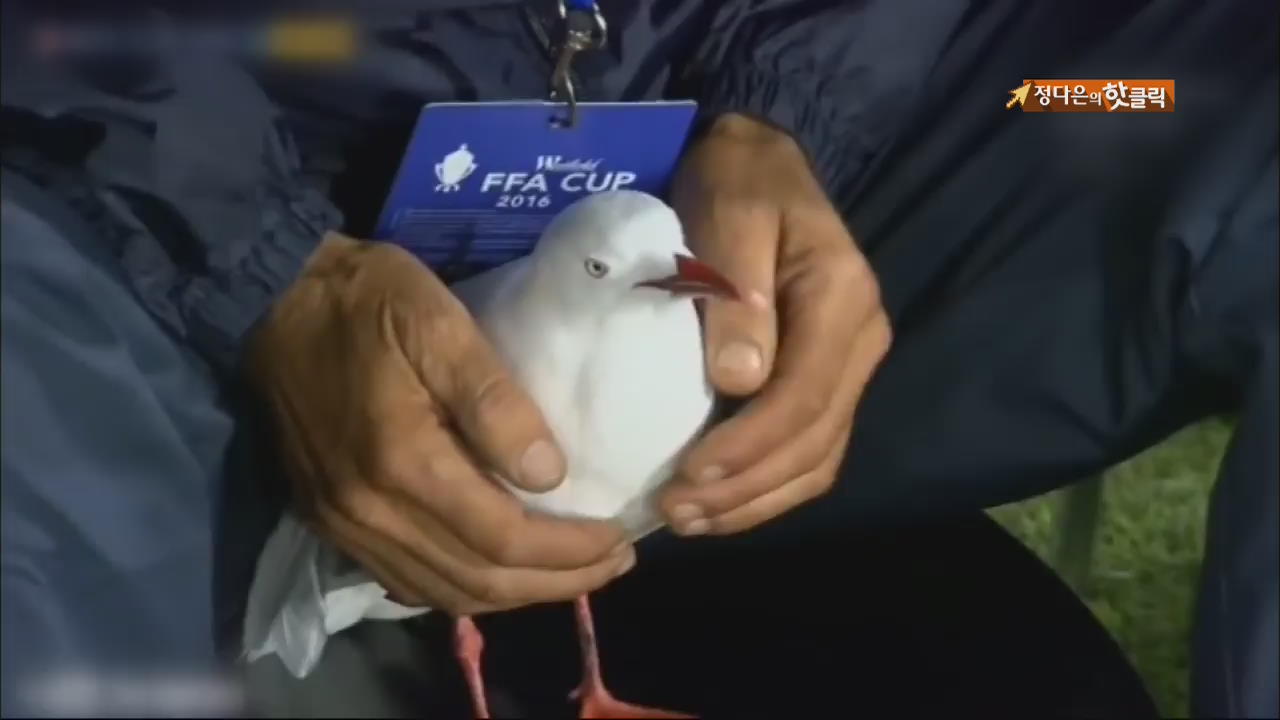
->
xmin=449 ymin=256 xmax=528 ymax=323
xmin=622 ymin=507 xmax=667 ymax=543
xmin=559 ymin=305 xmax=713 ymax=536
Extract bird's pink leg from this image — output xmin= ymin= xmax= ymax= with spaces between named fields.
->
xmin=454 ymin=615 xmax=491 ymax=719
xmin=570 ymin=595 xmax=695 ymax=719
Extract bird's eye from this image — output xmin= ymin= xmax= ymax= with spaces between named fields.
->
xmin=584 ymin=258 xmax=610 ymax=278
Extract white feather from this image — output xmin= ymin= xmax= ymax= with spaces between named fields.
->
xmin=453 ymin=189 xmax=714 ymax=539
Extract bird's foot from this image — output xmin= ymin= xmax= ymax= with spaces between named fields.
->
xmin=569 ymin=595 xmax=694 ymax=718
xmin=454 ymin=616 xmax=491 ymax=719
xmin=570 ymin=683 xmax=695 ymax=719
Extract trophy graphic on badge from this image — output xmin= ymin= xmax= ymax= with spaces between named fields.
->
xmin=435 ymin=143 xmax=477 ymax=192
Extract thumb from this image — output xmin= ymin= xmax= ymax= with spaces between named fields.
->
xmin=682 ymin=201 xmax=779 ymax=396
xmin=408 ymin=284 xmax=567 ymax=493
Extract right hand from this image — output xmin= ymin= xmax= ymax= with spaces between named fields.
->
xmin=247 ymin=232 xmax=634 ymax=615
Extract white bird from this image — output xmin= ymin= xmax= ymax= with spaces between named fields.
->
xmin=241 ymin=189 xmax=736 ymax=718
xmin=448 ymin=189 xmax=737 ymax=718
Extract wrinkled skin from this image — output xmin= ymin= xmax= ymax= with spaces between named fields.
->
xmin=661 ymin=113 xmax=893 ymax=536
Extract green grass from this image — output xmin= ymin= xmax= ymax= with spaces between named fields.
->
xmin=988 ymin=417 xmax=1234 ymax=717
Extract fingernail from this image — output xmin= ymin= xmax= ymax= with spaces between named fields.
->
xmin=681 ymin=519 xmax=711 ymax=536
xmin=519 ymin=439 xmax=564 ymax=489
xmin=671 ymin=503 xmax=704 ymax=524
xmin=716 ymin=341 xmax=762 ymax=377
xmin=695 ymin=465 xmax=726 ymax=485
xmin=670 ymin=504 xmax=710 ymax=536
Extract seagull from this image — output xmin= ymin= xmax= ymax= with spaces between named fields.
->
xmin=449 ymin=189 xmax=739 ymax=718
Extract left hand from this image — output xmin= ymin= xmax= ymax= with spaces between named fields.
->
xmin=659 ymin=113 xmax=892 ymax=536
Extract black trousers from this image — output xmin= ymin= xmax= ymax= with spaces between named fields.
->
xmin=243 ymin=516 xmax=1156 ymax=718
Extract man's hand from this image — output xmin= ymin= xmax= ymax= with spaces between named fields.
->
xmin=660 ymin=114 xmax=892 ymax=536
xmin=248 ymin=233 xmax=633 ymax=614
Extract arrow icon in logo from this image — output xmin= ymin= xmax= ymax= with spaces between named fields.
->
xmin=1006 ymin=81 xmax=1033 ymax=110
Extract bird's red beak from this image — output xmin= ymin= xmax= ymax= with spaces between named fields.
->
xmin=635 ymin=254 xmax=739 ymax=300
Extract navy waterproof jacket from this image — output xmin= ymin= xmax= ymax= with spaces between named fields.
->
xmin=1 ymin=0 xmax=969 ymax=373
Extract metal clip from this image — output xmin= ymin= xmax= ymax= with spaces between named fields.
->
xmin=550 ymin=0 xmax=607 ymax=128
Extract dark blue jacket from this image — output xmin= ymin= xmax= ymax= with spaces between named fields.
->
xmin=1 ymin=0 xmax=970 ymax=372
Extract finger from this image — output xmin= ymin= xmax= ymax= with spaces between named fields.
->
xmin=700 ymin=311 xmax=890 ymax=535
xmin=706 ymin=428 xmax=847 ymax=536
xmin=322 ymin=524 xmax=425 ymax=606
xmin=390 ymin=429 xmax=626 ymax=570
xmin=394 ymin=281 xmax=567 ymax=493
xmin=314 ymin=496 xmax=496 ymax=614
xmin=273 ymin=404 xmax=452 ymax=607
xmin=679 ymin=248 xmax=875 ymax=485
xmin=679 ymin=196 xmax=779 ymax=396
xmin=390 ymin=505 xmax=638 ymax=607
xmin=329 ymin=478 xmax=634 ymax=608
xmin=661 ymin=392 xmax=842 ymax=530
xmin=661 ymin=415 xmax=846 ymax=531
xmin=665 ymin=307 xmax=889 ymax=524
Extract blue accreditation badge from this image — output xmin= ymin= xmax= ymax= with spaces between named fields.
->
xmin=374 ymin=100 xmax=698 ymax=280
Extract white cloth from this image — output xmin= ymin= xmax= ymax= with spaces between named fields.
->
xmin=242 ymin=514 xmax=428 ymax=679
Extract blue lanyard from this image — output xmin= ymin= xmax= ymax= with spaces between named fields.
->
xmin=551 ymin=0 xmax=607 ymax=127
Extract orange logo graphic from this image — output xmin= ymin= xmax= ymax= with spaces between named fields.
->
xmin=1006 ymin=80 xmax=1175 ymax=113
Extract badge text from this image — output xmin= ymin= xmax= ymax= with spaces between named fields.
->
xmin=479 ymin=171 xmax=638 ymax=194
